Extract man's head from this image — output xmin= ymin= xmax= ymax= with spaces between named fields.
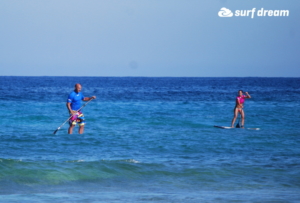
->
xmin=75 ymin=84 xmax=82 ymax=93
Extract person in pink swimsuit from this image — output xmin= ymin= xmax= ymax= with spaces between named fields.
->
xmin=231 ymin=90 xmax=251 ymax=128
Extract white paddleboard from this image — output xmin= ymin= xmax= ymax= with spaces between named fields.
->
xmin=214 ymin=125 xmax=260 ymax=130
xmin=214 ymin=125 xmax=233 ymax=129
xmin=246 ymin=128 xmax=260 ymax=130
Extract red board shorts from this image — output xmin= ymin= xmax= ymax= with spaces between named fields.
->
xmin=69 ymin=111 xmax=85 ymax=126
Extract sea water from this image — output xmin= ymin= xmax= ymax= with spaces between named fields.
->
xmin=0 ymin=77 xmax=299 ymax=202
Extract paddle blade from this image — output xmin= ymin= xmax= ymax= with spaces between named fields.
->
xmin=53 ymin=128 xmax=60 ymax=134
xmin=236 ymin=123 xmax=240 ymax=128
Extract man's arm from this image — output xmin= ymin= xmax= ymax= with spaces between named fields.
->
xmin=66 ymin=102 xmax=73 ymax=114
xmin=83 ymin=96 xmax=96 ymax=101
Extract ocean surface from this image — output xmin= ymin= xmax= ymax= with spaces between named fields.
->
xmin=0 ymin=76 xmax=299 ymax=202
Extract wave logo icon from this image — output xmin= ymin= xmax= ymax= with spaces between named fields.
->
xmin=218 ymin=7 xmax=233 ymax=17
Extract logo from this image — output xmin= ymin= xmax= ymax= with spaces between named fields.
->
xmin=218 ymin=7 xmax=289 ymax=18
xmin=218 ymin=7 xmax=233 ymax=17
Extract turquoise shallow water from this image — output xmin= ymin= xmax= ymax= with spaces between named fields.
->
xmin=0 ymin=77 xmax=300 ymax=202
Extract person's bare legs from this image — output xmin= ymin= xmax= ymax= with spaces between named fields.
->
xmin=241 ymin=110 xmax=245 ymax=128
xmin=231 ymin=108 xmax=239 ymax=127
xmin=79 ymin=125 xmax=84 ymax=134
xmin=68 ymin=125 xmax=75 ymax=134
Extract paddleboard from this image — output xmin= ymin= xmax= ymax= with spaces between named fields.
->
xmin=214 ymin=125 xmax=260 ymax=130
xmin=214 ymin=125 xmax=232 ymax=129
xmin=246 ymin=128 xmax=260 ymax=130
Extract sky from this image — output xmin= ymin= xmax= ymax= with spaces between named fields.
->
xmin=0 ymin=0 xmax=299 ymax=77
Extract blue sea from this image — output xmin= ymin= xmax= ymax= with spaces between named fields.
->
xmin=0 ymin=76 xmax=299 ymax=202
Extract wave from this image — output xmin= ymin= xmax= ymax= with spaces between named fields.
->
xmin=1 ymin=157 xmax=298 ymax=187
xmin=1 ymin=157 xmax=299 ymax=199
xmin=0 ymin=158 xmax=143 ymax=185
xmin=0 ymin=157 xmax=243 ymax=186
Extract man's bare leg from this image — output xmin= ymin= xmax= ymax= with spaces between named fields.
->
xmin=68 ymin=125 xmax=75 ymax=134
xmin=79 ymin=125 xmax=84 ymax=134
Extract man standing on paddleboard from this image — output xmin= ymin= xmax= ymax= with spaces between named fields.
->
xmin=231 ymin=90 xmax=251 ymax=128
xmin=67 ymin=84 xmax=96 ymax=134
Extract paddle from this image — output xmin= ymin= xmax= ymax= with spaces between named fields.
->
xmin=53 ymin=98 xmax=94 ymax=134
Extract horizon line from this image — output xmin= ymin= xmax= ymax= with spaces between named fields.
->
xmin=0 ymin=75 xmax=299 ymax=78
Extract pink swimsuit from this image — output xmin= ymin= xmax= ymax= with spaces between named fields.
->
xmin=236 ymin=95 xmax=246 ymax=104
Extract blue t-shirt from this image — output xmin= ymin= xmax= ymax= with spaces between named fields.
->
xmin=67 ymin=91 xmax=85 ymax=110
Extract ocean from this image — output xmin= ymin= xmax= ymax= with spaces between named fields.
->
xmin=0 ymin=76 xmax=299 ymax=202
